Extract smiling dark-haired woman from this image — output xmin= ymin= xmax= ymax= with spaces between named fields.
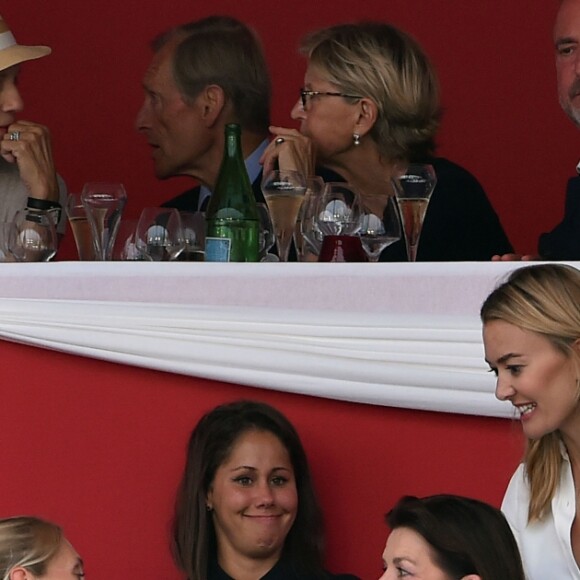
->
xmin=172 ymin=400 xmax=359 ymax=580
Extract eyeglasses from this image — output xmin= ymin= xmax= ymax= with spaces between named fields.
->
xmin=300 ymin=89 xmax=363 ymax=110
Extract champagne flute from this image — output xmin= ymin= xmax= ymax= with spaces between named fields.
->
xmin=135 ymin=207 xmax=185 ymax=261
xmin=357 ymin=195 xmax=401 ymax=262
xmin=256 ymin=203 xmax=278 ymax=262
xmin=392 ymin=164 xmax=437 ymax=262
xmin=65 ymin=192 xmax=95 ymax=261
xmin=81 ymin=182 xmax=127 ymax=261
xmin=261 ymin=169 xmax=307 ymax=262
xmin=0 ymin=222 xmax=12 ymax=262
xmin=8 ymin=208 xmax=58 ymax=262
xmin=295 ymin=177 xmax=325 ymax=261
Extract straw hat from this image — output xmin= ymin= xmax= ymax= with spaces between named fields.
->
xmin=0 ymin=15 xmax=50 ymax=72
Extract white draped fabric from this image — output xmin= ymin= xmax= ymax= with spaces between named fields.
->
xmin=0 ymin=261 xmax=573 ymax=418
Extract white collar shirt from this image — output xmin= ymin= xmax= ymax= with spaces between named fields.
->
xmin=502 ymin=443 xmax=580 ymax=579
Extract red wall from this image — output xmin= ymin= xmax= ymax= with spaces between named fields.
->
xmin=1 ymin=340 xmax=523 ymax=579
xmin=6 ymin=1 xmax=578 ymax=258
xmin=0 ymin=2 xmax=547 ymax=577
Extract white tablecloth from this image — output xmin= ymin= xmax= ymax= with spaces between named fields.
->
xmin=1 ymin=261 xmax=573 ymax=418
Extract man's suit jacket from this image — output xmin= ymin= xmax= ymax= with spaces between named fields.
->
xmin=539 ymin=176 xmax=580 ymax=260
xmin=161 ymin=172 xmax=265 ymax=212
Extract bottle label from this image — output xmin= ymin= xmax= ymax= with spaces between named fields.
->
xmin=205 ymin=237 xmax=231 ymax=262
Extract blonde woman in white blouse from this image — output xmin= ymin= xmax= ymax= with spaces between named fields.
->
xmin=481 ymin=264 xmax=580 ymax=580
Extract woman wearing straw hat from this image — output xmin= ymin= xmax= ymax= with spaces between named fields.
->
xmin=0 ymin=14 xmax=67 ymax=233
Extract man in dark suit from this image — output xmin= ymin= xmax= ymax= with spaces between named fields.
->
xmin=136 ymin=16 xmax=271 ymax=211
xmin=533 ymin=0 xmax=580 ymax=259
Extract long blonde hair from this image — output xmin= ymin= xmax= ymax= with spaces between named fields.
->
xmin=480 ymin=264 xmax=580 ymax=521
xmin=0 ymin=516 xmax=63 ymax=580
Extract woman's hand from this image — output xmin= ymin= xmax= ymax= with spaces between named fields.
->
xmin=1 ymin=119 xmax=59 ymax=202
xmin=260 ymin=125 xmax=315 ymax=176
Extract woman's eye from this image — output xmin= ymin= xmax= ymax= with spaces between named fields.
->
xmin=487 ymin=367 xmax=498 ymax=377
xmin=234 ymin=476 xmax=253 ymax=486
xmin=271 ymin=476 xmax=288 ymax=486
xmin=396 ymin=567 xmax=411 ymax=578
xmin=507 ymin=365 xmax=523 ymax=376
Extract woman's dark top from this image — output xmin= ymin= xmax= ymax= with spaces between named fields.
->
xmin=207 ymin=556 xmax=359 ymax=580
xmin=318 ymin=157 xmax=513 ymax=261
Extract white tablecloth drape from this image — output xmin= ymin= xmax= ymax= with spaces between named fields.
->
xmin=1 ymin=261 xmax=572 ymax=418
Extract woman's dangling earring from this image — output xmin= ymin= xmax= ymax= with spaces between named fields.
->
xmin=353 ymin=133 xmax=361 ymax=146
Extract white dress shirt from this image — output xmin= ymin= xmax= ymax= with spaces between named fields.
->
xmin=502 ymin=447 xmax=580 ymax=579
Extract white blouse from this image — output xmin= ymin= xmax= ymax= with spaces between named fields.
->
xmin=502 ymin=451 xmax=580 ymax=579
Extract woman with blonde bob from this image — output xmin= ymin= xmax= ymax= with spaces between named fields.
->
xmin=481 ymin=263 xmax=580 ymax=579
xmin=262 ymin=21 xmax=512 ymax=261
xmin=0 ymin=516 xmax=84 ymax=580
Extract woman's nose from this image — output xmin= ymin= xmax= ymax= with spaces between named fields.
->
xmin=2 ymin=83 xmax=23 ymax=113
xmin=495 ymin=374 xmax=515 ymax=401
xmin=290 ymin=98 xmax=305 ymax=120
xmin=254 ymin=481 xmax=275 ymax=506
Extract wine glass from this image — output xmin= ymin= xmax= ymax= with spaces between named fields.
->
xmin=261 ymin=169 xmax=307 ymax=262
xmin=178 ymin=211 xmax=206 ymax=261
xmin=65 ymin=192 xmax=95 ymax=261
xmin=392 ymin=164 xmax=437 ymax=262
xmin=8 ymin=208 xmax=58 ymax=262
xmin=314 ymin=182 xmax=362 ymax=237
xmin=135 ymin=207 xmax=185 ymax=261
xmin=111 ymin=219 xmax=146 ymax=261
xmin=357 ymin=195 xmax=402 ymax=262
xmin=256 ymin=203 xmax=278 ymax=262
xmin=81 ymin=182 xmax=127 ymax=261
xmin=295 ymin=177 xmax=325 ymax=261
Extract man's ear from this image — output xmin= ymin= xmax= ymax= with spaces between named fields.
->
xmin=199 ymin=84 xmax=226 ymax=127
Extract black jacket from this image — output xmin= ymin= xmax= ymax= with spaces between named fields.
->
xmin=538 ymin=175 xmax=580 ymax=260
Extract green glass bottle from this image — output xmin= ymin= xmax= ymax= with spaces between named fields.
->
xmin=204 ymin=123 xmax=259 ymax=262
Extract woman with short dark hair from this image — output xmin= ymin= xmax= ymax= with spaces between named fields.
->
xmin=380 ymin=495 xmax=525 ymax=580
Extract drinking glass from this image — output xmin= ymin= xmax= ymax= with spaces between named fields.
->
xmin=295 ymin=176 xmax=325 ymax=261
xmin=314 ymin=182 xmax=362 ymax=237
xmin=318 ymin=235 xmax=368 ymax=262
xmin=0 ymin=222 xmax=15 ymax=262
xmin=65 ymin=192 xmax=95 ymax=260
xmin=357 ymin=195 xmax=402 ymax=262
xmin=112 ymin=219 xmax=145 ymax=261
xmin=299 ymin=188 xmax=326 ymax=258
xmin=8 ymin=208 xmax=58 ymax=262
xmin=392 ymin=164 xmax=437 ymax=262
xmin=135 ymin=207 xmax=185 ymax=261
xmin=256 ymin=203 xmax=278 ymax=262
xmin=81 ymin=182 xmax=127 ymax=261
xmin=261 ymin=169 xmax=307 ymax=262
xmin=178 ymin=211 xmax=206 ymax=261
